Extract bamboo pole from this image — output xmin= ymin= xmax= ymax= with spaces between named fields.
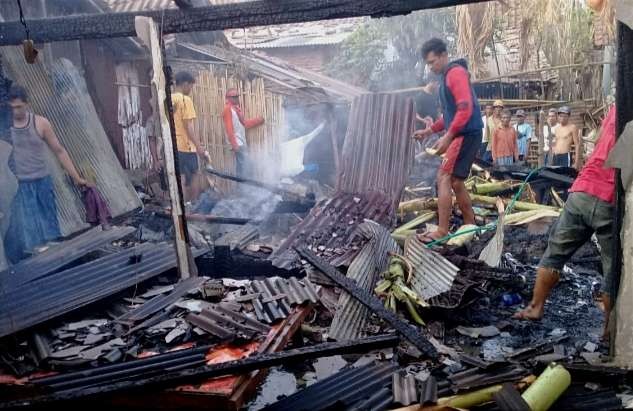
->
xmin=469 ymin=194 xmax=561 ymax=212
xmin=392 ymin=229 xmax=416 ymax=245
xmin=521 ymin=363 xmax=571 ymax=411
xmin=399 ymin=195 xmax=560 ymax=215
xmin=394 ymin=212 xmax=436 ymax=234
xmin=504 ymin=209 xmax=561 ymax=225
xmin=472 ymin=181 xmax=522 ymax=195
xmin=476 ymin=61 xmax=614 ymax=84
xmin=387 ymin=61 xmax=614 ymax=95
xmin=398 ymin=198 xmax=439 ymax=214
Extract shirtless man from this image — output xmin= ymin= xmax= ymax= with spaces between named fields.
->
xmin=551 ymin=106 xmax=581 ymax=170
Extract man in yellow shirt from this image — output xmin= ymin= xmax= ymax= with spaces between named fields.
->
xmin=172 ymin=71 xmax=206 ymax=201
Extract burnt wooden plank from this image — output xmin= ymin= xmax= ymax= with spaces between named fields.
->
xmin=297 ymin=247 xmax=437 ymax=358
xmin=1 ymin=225 xmax=135 ymax=289
xmin=0 ymin=0 xmax=486 ymax=46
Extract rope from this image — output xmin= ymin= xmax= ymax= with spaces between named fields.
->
xmin=424 ymin=167 xmax=545 ymax=248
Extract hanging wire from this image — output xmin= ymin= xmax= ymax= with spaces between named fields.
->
xmin=16 ymin=0 xmax=30 ymax=40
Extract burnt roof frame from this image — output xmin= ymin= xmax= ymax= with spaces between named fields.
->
xmin=0 ymin=0 xmax=487 ymax=46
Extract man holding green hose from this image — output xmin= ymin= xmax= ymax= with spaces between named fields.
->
xmin=514 ymin=105 xmax=617 ymax=340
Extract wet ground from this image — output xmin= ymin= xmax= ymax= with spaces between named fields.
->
xmin=447 ymin=224 xmax=606 ymax=361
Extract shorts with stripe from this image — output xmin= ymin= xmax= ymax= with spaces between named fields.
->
xmin=440 ymin=130 xmax=482 ymax=179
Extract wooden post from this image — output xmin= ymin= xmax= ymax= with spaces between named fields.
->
xmin=613 ymin=22 xmax=633 ymax=363
xmin=135 ymin=16 xmax=197 ymax=279
xmin=327 ymin=104 xmax=341 ymax=182
xmin=537 ymin=110 xmax=545 ymax=167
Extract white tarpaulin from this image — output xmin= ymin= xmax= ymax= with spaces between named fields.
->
xmin=279 ymin=123 xmax=325 ymax=176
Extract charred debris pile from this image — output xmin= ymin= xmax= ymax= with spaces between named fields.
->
xmin=0 ymin=94 xmax=629 ymax=410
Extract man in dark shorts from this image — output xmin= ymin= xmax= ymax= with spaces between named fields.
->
xmin=414 ymin=38 xmax=483 ymax=242
xmin=514 ymin=105 xmax=617 ymax=339
xmin=171 ymin=71 xmax=208 ymax=201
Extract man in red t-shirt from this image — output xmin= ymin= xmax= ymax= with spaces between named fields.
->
xmin=514 ymin=105 xmax=617 ymax=338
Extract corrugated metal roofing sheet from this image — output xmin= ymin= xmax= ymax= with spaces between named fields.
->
xmin=116 ymin=276 xmax=207 ymax=323
xmin=263 ymin=361 xmax=398 ymax=411
xmin=270 ymin=191 xmax=393 ymax=269
xmin=0 ymin=243 xmax=207 ymax=338
xmin=348 ymin=387 xmax=393 ymax=411
xmin=329 ymin=221 xmax=400 ymax=341
xmin=0 ymin=47 xmax=141 ymax=236
xmin=186 ymin=303 xmax=270 ymax=339
xmin=1 ymin=225 xmax=136 ymax=289
xmin=448 ymin=365 xmax=529 ymax=391
xmin=405 ymin=236 xmax=460 ymax=300
xmin=419 ymin=376 xmax=438 ymax=406
xmin=392 ymin=372 xmax=418 ymax=406
xmin=247 ymin=277 xmax=318 ymax=323
xmin=337 ymin=93 xmax=416 ymax=211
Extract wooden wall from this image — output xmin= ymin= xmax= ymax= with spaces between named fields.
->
xmin=171 ymin=61 xmax=284 ymax=192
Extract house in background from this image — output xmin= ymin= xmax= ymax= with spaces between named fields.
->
xmin=225 ymin=18 xmax=365 ymax=73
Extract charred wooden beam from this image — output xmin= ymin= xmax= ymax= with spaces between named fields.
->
xmin=204 ymin=167 xmax=316 ymax=210
xmin=296 ymin=247 xmax=437 ymax=358
xmin=0 ymin=0 xmax=486 ymax=46
xmin=154 ymin=210 xmax=254 ymax=225
xmin=205 ymin=166 xmax=299 ymax=198
xmin=3 ymin=334 xmax=399 ymax=407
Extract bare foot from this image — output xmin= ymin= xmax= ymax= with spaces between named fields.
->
xmin=513 ymin=304 xmax=544 ymax=320
xmin=417 ymin=230 xmax=449 ymax=244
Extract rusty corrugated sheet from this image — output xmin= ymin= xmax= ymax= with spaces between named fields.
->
xmin=405 ymin=236 xmax=460 ymax=300
xmin=328 ymin=221 xmax=400 ymax=341
xmin=337 ymin=93 xmax=416 ymax=210
xmin=270 ymin=191 xmax=393 ymax=269
xmin=1 ymin=48 xmax=141 ymax=236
